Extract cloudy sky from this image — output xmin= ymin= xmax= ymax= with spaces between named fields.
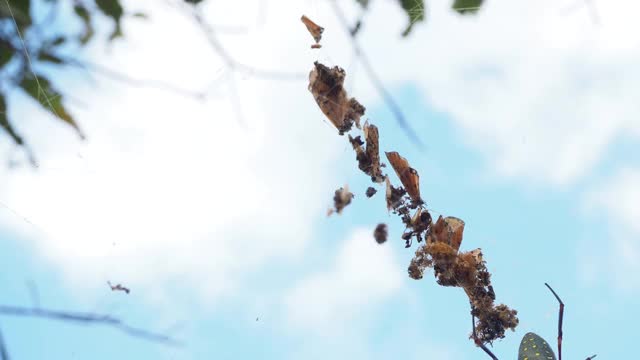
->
xmin=0 ymin=0 xmax=638 ymax=359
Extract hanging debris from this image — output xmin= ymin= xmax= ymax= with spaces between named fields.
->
xmin=327 ymin=185 xmax=354 ymax=216
xmin=408 ymin=216 xmax=518 ymax=344
xmin=385 ymin=151 xmax=422 ymax=206
xmin=365 ymin=187 xmax=377 ymax=198
xmin=301 ymin=15 xmax=324 ymax=49
xmin=373 ymin=223 xmax=388 ymax=244
xmin=308 ymin=62 xmax=366 ymax=135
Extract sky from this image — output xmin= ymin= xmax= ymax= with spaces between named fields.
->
xmin=0 ymin=0 xmax=639 ymax=359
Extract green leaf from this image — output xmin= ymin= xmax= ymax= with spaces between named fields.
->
xmin=518 ymin=332 xmax=557 ymax=360
xmin=0 ymin=93 xmax=24 ymax=145
xmin=19 ymin=73 xmax=85 ymax=139
xmin=38 ymin=52 xmax=65 ymax=64
xmin=95 ymin=0 xmax=124 ymax=40
xmin=398 ymin=0 xmax=425 ymax=36
xmin=0 ymin=0 xmax=31 ymax=26
xmin=74 ymin=4 xmax=94 ymax=45
xmin=452 ymin=0 xmax=484 ymax=14
xmin=0 ymin=41 xmax=12 ymax=68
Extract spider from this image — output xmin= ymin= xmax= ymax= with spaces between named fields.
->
xmin=472 ymin=283 xmax=597 ymax=360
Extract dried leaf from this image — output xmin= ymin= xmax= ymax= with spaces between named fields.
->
xmin=385 ymin=151 xmax=421 ymax=204
xmin=308 ymin=62 xmax=365 ymax=135
xmin=301 ymin=15 xmax=324 ymax=48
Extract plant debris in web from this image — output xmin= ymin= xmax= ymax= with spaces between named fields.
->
xmin=327 ymin=185 xmax=354 ymax=216
xmin=374 ymin=223 xmax=388 ymax=244
xmin=385 ymin=151 xmax=422 ymax=205
xmin=311 ymin=58 xmax=519 ymax=352
xmin=349 ymin=121 xmax=386 ymax=182
xmin=301 ymin=15 xmax=324 ymax=49
xmin=308 ymin=62 xmax=366 ymax=135
xmin=107 ymin=281 xmax=130 ymax=294
xmin=365 ymin=187 xmax=377 ymax=198
xmin=407 ymin=216 xmax=519 ymax=344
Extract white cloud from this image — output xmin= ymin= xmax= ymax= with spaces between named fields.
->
xmin=283 ymin=228 xmax=403 ymax=335
xmin=0 ymin=0 xmax=347 ymax=306
xmin=583 ymin=167 xmax=640 ymax=291
xmin=348 ymin=0 xmax=640 ymax=186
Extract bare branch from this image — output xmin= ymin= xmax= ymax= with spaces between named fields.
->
xmin=0 ymin=305 xmax=181 ymax=346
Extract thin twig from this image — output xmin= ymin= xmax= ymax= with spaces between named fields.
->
xmin=329 ymin=0 xmax=424 ymax=148
xmin=187 ymin=7 xmax=306 ymax=80
xmin=0 ymin=305 xmax=181 ymax=346
xmin=0 ymin=326 xmax=9 ymax=360
xmin=61 ymin=56 xmax=208 ymax=100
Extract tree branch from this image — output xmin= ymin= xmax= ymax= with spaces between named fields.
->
xmin=0 ymin=305 xmax=181 ymax=346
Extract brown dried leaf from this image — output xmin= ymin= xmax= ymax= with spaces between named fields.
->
xmin=301 ymin=15 xmax=324 ymax=45
xmin=308 ymin=62 xmax=365 ymax=135
xmin=385 ymin=151 xmax=421 ymax=204
xmin=363 ymin=121 xmax=385 ymax=182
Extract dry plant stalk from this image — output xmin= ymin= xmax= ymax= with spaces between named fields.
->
xmin=308 ymin=58 xmax=518 ymax=349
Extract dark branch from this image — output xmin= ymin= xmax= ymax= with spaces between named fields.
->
xmin=0 ymin=305 xmax=181 ymax=346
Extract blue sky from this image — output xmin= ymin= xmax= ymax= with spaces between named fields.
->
xmin=1 ymin=0 xmax=639 ymax=359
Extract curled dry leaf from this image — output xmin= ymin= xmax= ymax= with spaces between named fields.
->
xmin=308 ymin=62 xmax=365 ymax=135
xmin=301 ymin=15 xmax=324 ymax=48
xmin=348 ymin=122 xmax=385 ymax=182
xmin=327 ymin=185 xmax=354 ymax=216
xmin=427 ymin=215 xmax=465 ymax=252
xmin=374 ymin=223 xmax=388 ymax=244
xmin=385 ymin=151 xmax=421 ymax=205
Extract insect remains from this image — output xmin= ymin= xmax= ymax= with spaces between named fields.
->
xmin=308 ymin=62 xmax=366 ymax=135
xmin=301 ymin=15 xmax=324 ymax=49
xmin=107 ymin=281 xmax=130 ymax=294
